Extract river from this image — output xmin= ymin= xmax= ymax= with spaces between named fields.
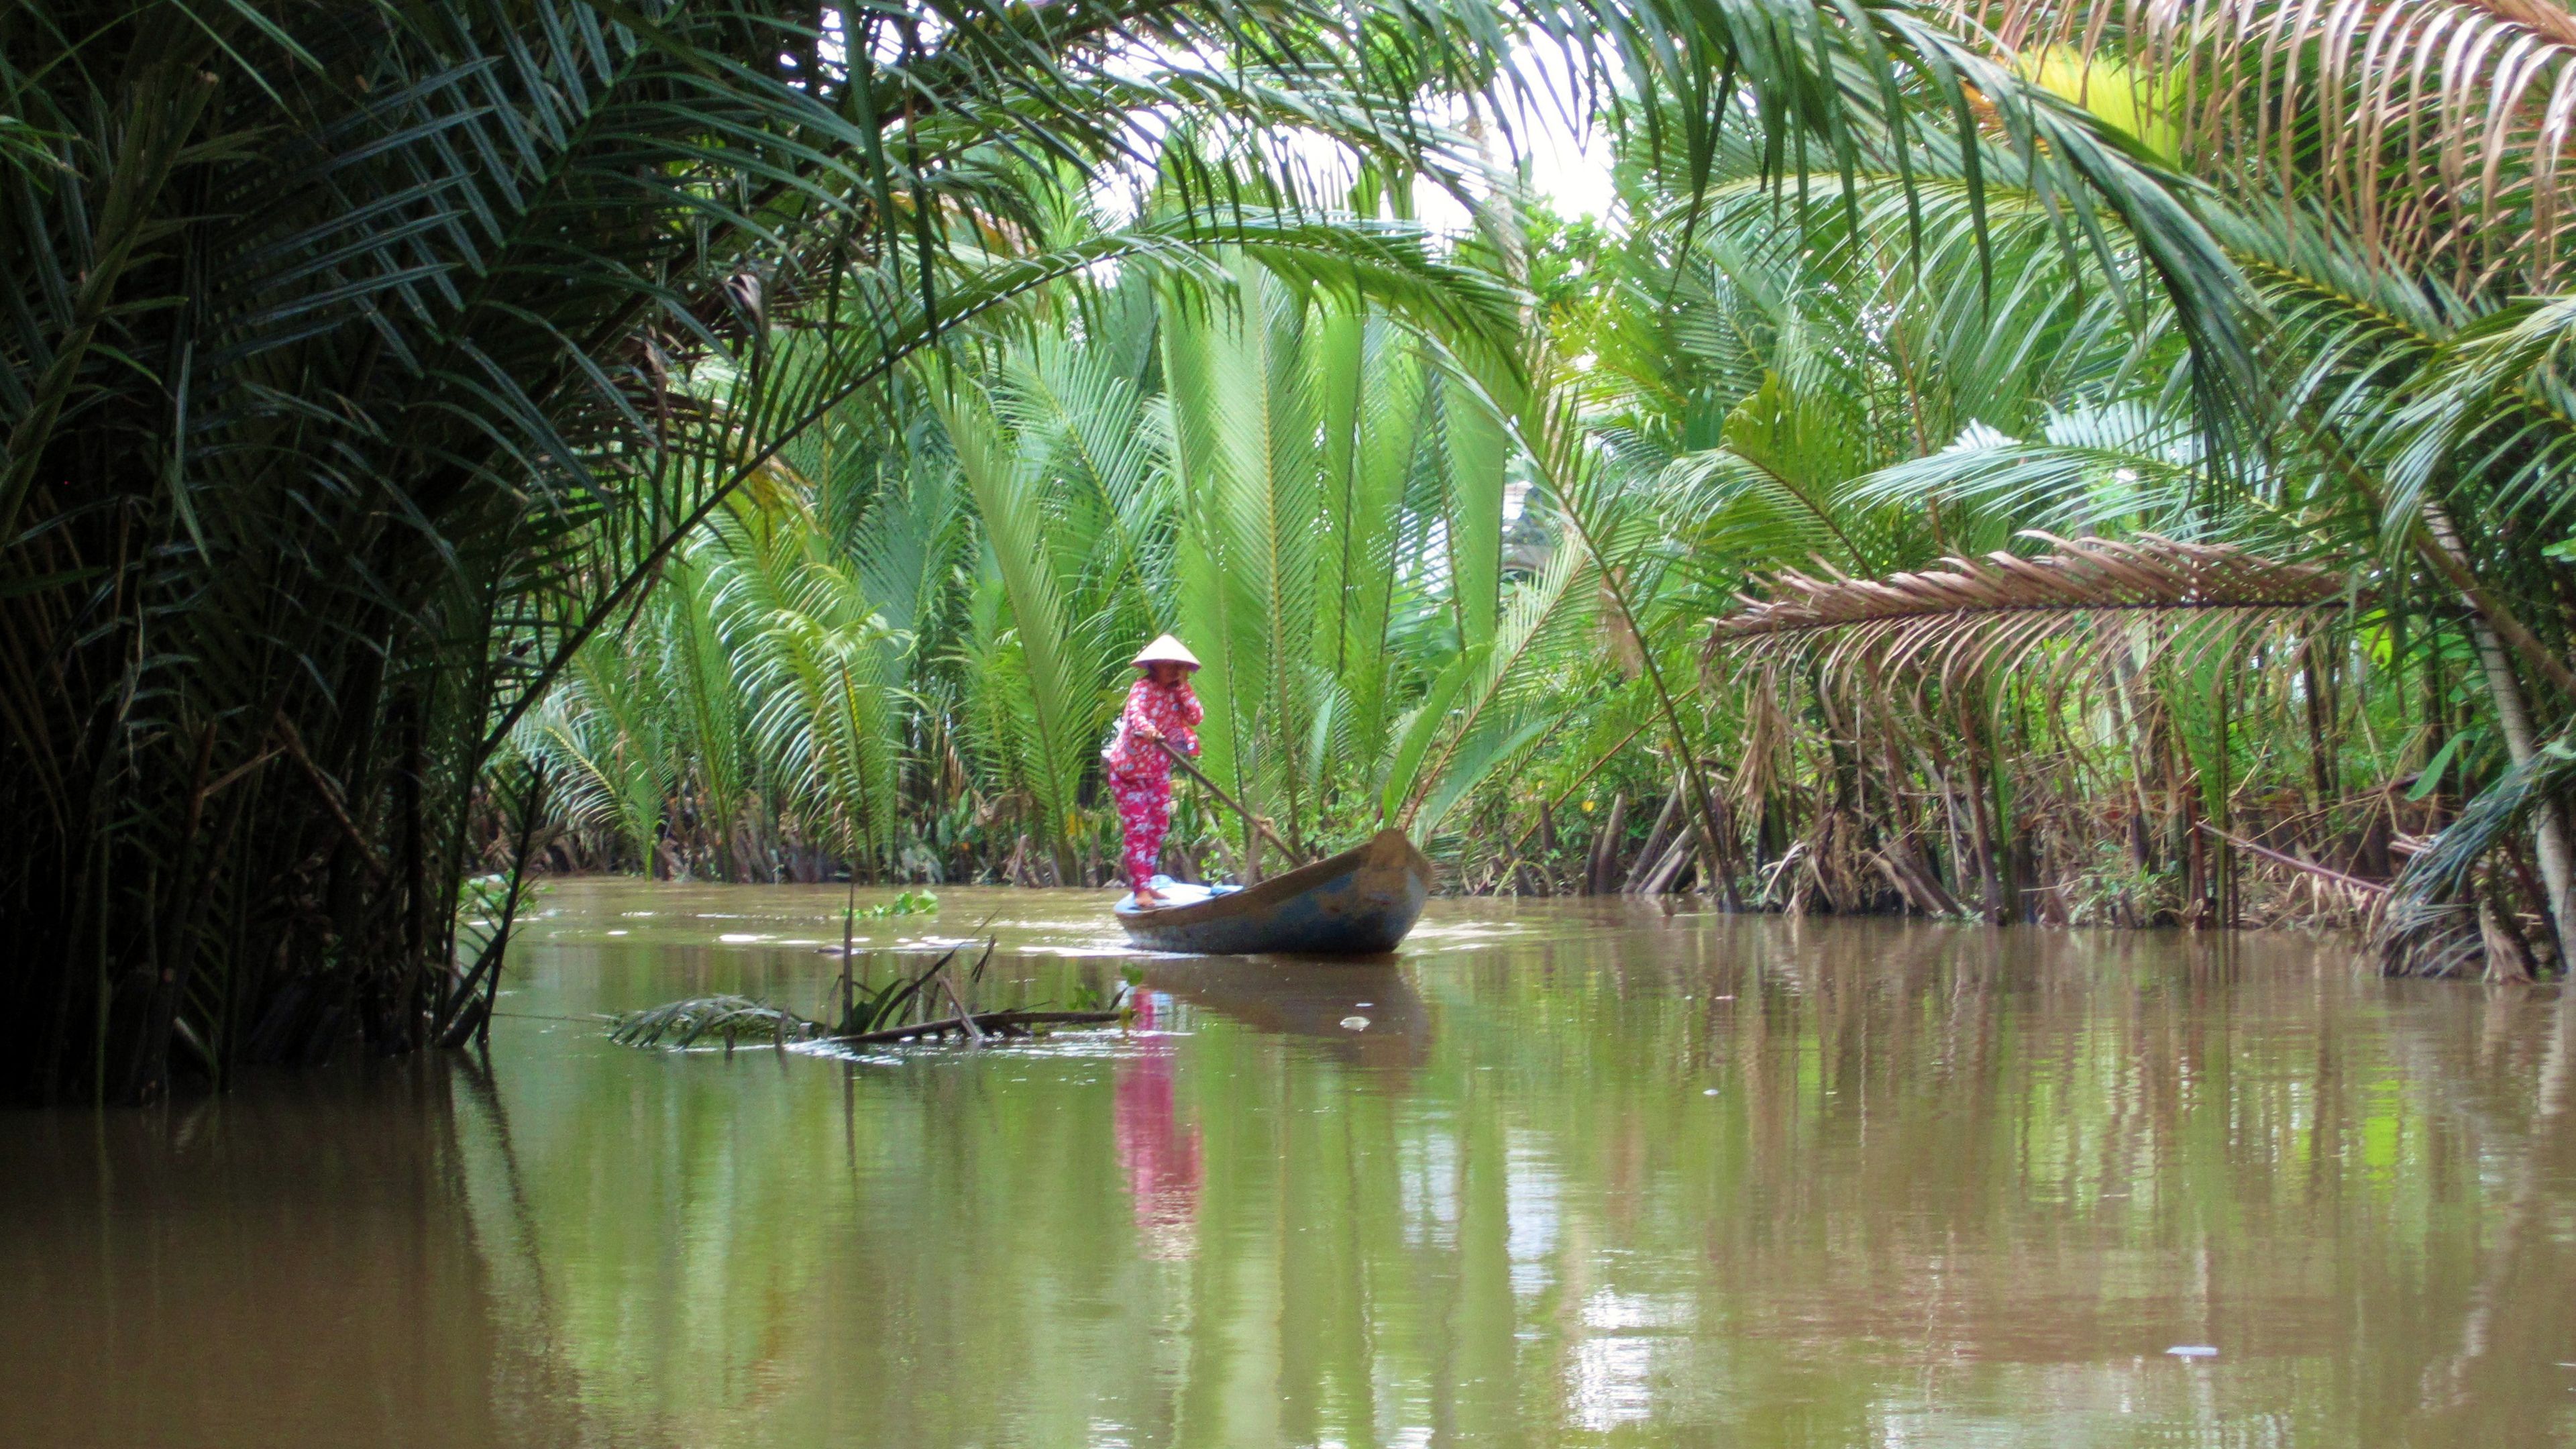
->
xmin=3 ymin=883 xmax=2571 ymax=1446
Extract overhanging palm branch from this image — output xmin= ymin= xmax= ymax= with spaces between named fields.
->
xmin=1436 ymin=329 xmax=1741 ymax=866
xmin=1570 ymin=0 xmax=2257 ymax=423
xmin=2379 ymin=734 xmax=2576 ymax=975
xmin=1943 ymin=0 xmax=2576 ymax=293
xmin=2213 ymin=203 xmax=2576 ymax=696
xmin=2384 ymin=293 xmax=2576 ymax=536
xmin=1597 ymin=140 xmax=2198 ymax=604
xmin=1709 ymin=532 xmax=2350 ymax=692
xmin=0 ymin=0 xmax=1534 ymax=1099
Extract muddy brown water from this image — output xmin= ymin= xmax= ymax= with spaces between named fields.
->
xmin=4 ymin=883 xmax=2573 ymax=1447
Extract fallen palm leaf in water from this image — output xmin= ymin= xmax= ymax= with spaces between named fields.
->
xmin=608 ymin=996 xmax=815 ymax=1049
xmin=607 ymin=941 xmax=1128 ymax=1051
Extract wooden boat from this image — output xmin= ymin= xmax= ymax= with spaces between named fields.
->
xmin=1115 ymin=828 xmax=1432 ymax=955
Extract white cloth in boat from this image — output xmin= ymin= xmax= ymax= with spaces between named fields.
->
xmin=1120 ymin=875 xmax=1240 ymax=911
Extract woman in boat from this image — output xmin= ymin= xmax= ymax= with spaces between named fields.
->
xmin=1103 ymin=635 xmax=1202 ymax=906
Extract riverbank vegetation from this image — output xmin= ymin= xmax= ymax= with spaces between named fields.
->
xmin=498 ymin=3 xmax=2576 ymax=985
xmin=11 ymin=0 xmax=2576 ymax=1097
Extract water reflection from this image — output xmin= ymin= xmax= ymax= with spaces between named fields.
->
xmin=1144 ymin=956 xmax=1430 ymax=1072
xmin=1115 ymin=993 xmax=1201 ymax=1260
xmin=0 ymin=883 xmax=2569 ymax=1447
xmin=0 ymin=1062 xmax=585 ymax=1448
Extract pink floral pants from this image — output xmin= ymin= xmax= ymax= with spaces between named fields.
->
xmin=1109 ymin=765 xmax=1173 ymax=888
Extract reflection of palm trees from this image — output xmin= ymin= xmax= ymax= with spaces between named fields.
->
xmin=2412 ymin=985 xmax=2576 ymax=1424
xmin=1114 ymin=992 xmax=1201 ymax=1260
xmin=0 ymin=1060 xmax=575 ymax=1446
xmin=447 ymin=1053 xmax=597 ymax=1445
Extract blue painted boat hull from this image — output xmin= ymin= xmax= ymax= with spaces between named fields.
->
xmin=1115 ymin=829 xmax=1432 ymax=955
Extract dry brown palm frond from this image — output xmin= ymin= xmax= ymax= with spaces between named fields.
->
xmin=1941 ymin=0 xmax=2576 ymax=292
xmin=1708 ymin=533 xmax=2349 ymax=696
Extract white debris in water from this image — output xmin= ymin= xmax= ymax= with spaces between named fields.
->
xmin=717 ymin=932 xmax=765 ymax=944
xmin=1354 ymin=1002 xmax=1373 ymax=1008
xmin=2167 ymin=1346 xmax=2218 ymax=1358
xmin=1340 ymin=1016 xmax=1370 ymax=1031
xmin=1703 ymin=1088 xmax=1719 ymax=1096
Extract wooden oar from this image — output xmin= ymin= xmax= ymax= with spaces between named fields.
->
xmin=1157 ymin=737 xmax=1299 ymax=862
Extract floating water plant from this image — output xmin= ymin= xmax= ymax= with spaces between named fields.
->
xmin=856 ymin=889 xmax=939 ymax=921
xmin=608 ymin=941 xmax=1126 ymax=1051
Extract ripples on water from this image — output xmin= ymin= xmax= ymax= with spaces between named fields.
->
xmin=3 ymin=880 xmax=2572 ymax=1447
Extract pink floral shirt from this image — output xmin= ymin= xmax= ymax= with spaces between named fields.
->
xmin=1103 ymin=676 xmax=1202 ymax=773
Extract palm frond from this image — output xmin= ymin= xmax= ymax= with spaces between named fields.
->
xmin=936 ymin=356 xmax=1114 ymax=868
xmin=609 ymin=996 xmax=818 ymax=1050
xmin=1946 ymin=0 xmax=2576 ymax=292
xmin=1709 ymin=531 xmax=2349 ymax=690
xmin=2379 ymin=734 xmax=2576 ymax=976
xmin=15 ymin=0 xmax=1523 ymax=1098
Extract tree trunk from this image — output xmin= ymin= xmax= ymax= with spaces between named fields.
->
xmin=1535 ymin=801 xmax=1559 ymax=896
xmin=1955 ymin=688 xmax=2012 ymax=924
xmin=2425 ymin=499 xmax=2576 ymax=958
xmin=2302 ymin=635 xmax=2336 ymax=821
xmin=1585 ymin=792 xmax=1627 ymax=896
xmin=1623 ymin=782 xmax=1685 ymax=894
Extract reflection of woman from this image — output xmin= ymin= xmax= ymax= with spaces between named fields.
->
xmin=1112 ymin=991 xmax=1200 ymax=1260
xmin=1102 ymin=635 xmax=1202 ymax=905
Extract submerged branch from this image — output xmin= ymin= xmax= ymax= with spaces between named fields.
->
xmin=831 ymin=1009 xmax=1125 ymax=1045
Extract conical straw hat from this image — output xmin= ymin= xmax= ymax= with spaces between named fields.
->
xmin=1132 ymin=633 xmax=1200 ymax=668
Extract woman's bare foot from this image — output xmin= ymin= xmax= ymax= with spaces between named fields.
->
xmin=1131 ymin=886 xmax=1162 ymax=907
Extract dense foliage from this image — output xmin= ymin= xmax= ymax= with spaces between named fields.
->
xmin=0 ymin=0 xmax=1517 ymax=1101
xmin=515 ymin=82 xmax=2576 ymax=988
xmin=15 ymin=0 xmax=2576 ymax=1099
